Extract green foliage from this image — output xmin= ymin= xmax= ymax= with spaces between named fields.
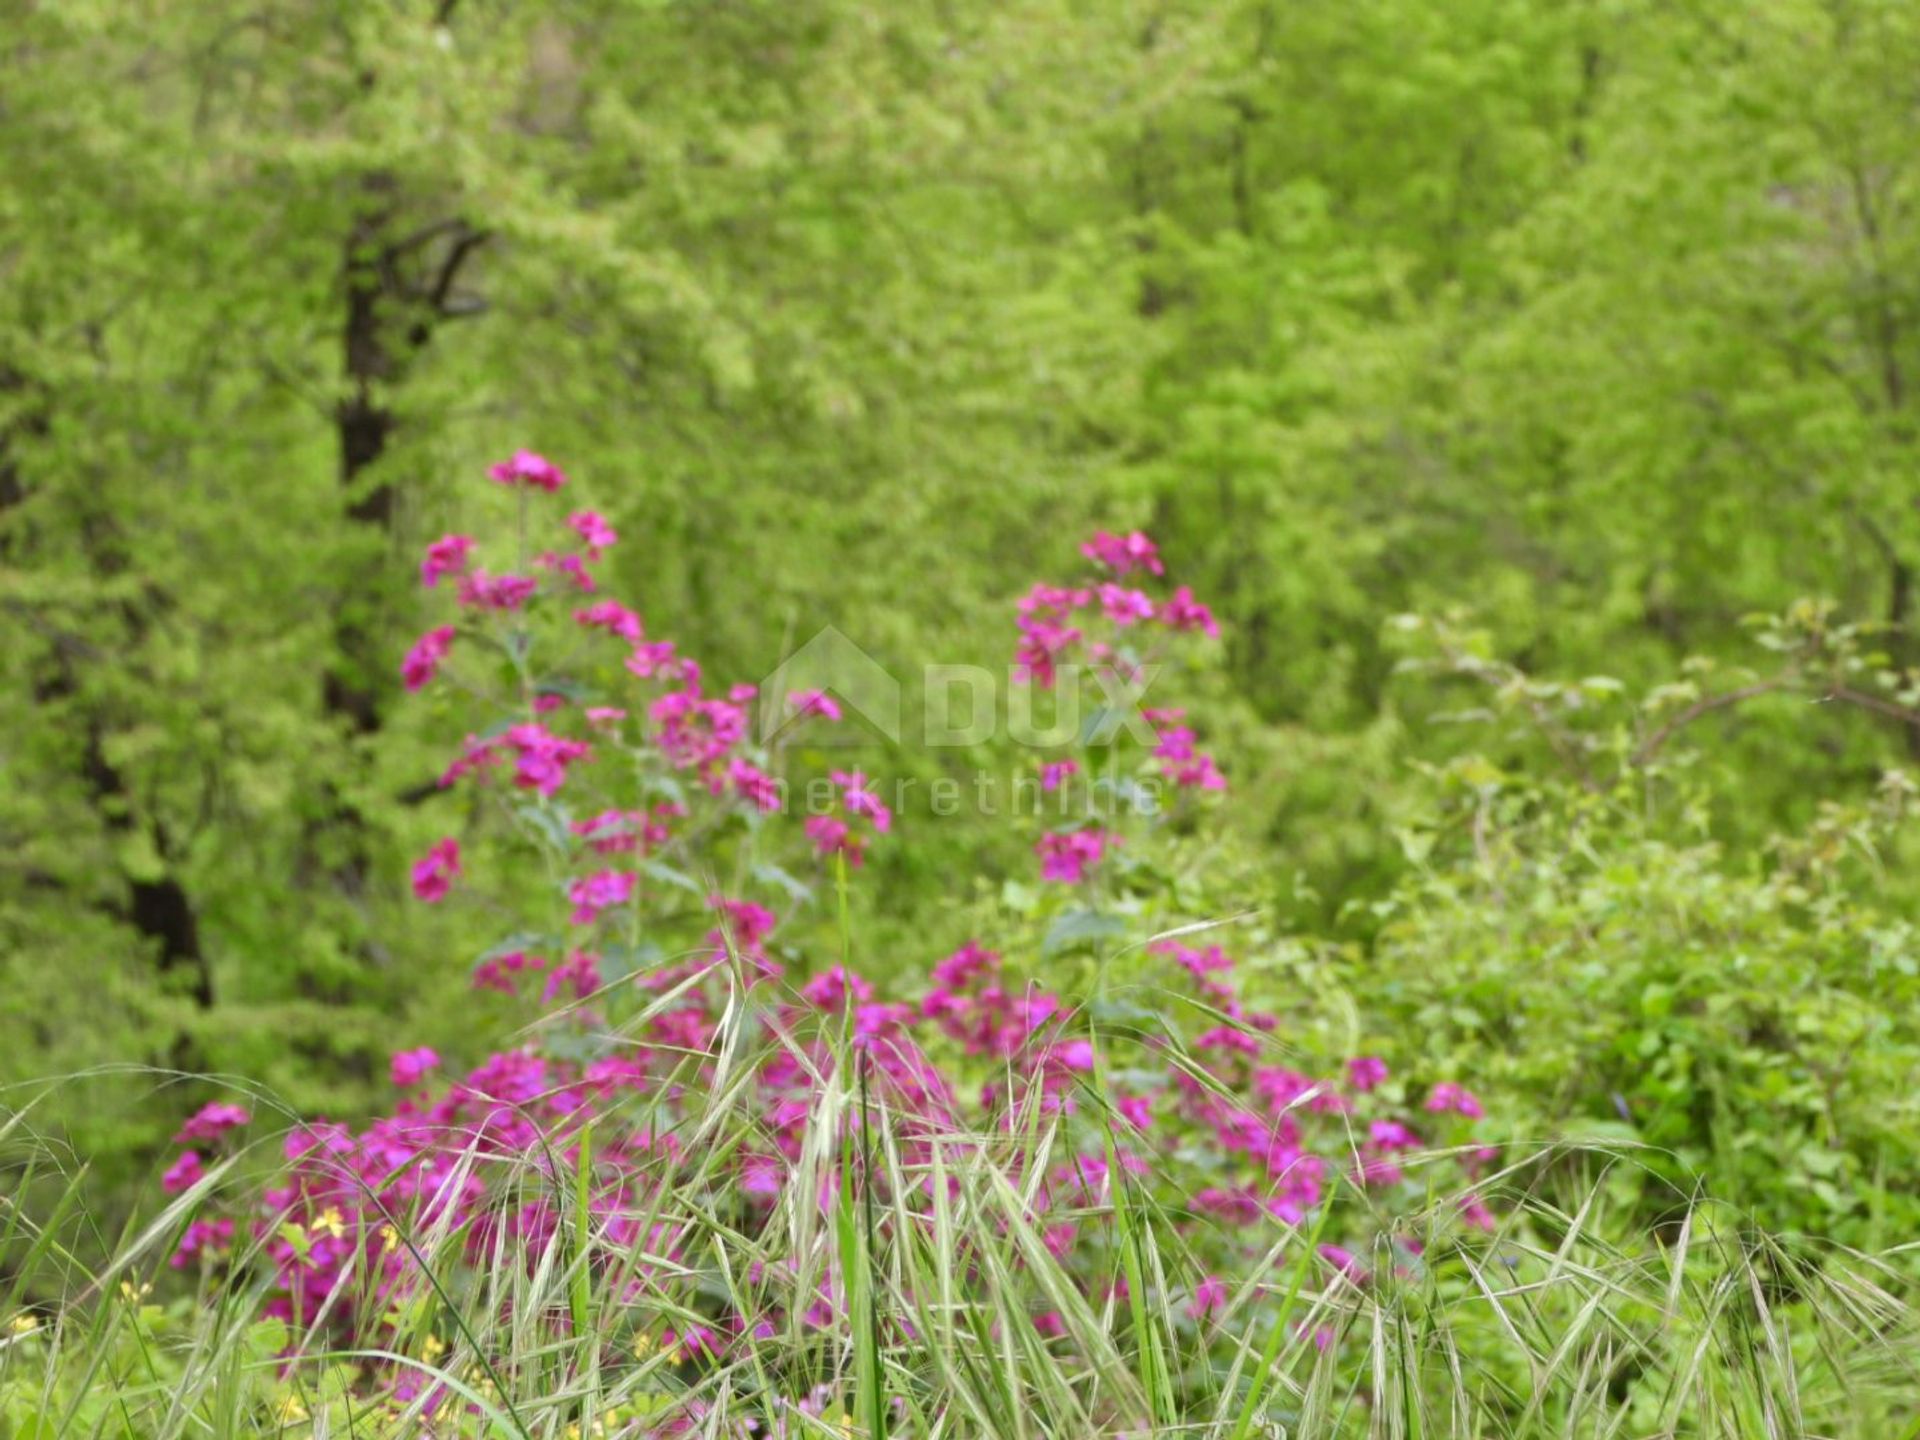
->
xmin=5 ymin=1100 xmax=1920 ymax=1436
xmin=7 ymin=0 xmax=1920 ymax=1279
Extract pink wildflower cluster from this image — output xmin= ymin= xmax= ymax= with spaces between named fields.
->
xmin=487 ymin=448 xmax=567 ymax=491
xmin=1011 ymin=529 xmax=1228 ymax=818
xmin=798 ymin=770 xmax=889 ymax=869
xmin=1015 ymin=530 xmax=1220 ymax=687
xmin=1035 ymin=828 xmax=1116 ymax=883
xmin=160 ymin=466 xmax=1502 ymax=1414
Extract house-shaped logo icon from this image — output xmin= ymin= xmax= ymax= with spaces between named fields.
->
xmin=756 ymin=625 xmax=902 ymax=746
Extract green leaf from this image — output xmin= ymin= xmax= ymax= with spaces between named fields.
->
xmin=1043 ymin=910 xmax=1129 ymax=956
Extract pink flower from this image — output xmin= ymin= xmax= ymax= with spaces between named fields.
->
xmin=571 ymin=810 xmax=632 ymax=852
xmin=1116 ymin=1093 xmax=1152 ymax=1129
xmin=401 ymin=626 xmax=455 ymax=692
xmin=1196 ymin=1025 xmax=1260 ymax=1056
xmin=1369 ymin=1119 xmax=1420 ymax=1152
xmin=1187 ymin=1275 xmax=1229 ymax=1320
xmin=702 ymin=896 xmax=781 ymax=983
xmin=390 ymin=1047 xmax=441 ymax=1088
xmin=585 ymin=706 xmax=627 ymax=728
xmin=574 ymin=601 xmax=643 ymax=642
xmin=1096 ymin=583 xmax=1155 ymax=626
xmin=1158 ymin=585 xmax=1219 ymax=638
xmin=1052 ymin=1038 xmax=1096 ymax=1072
xmin=455 ymin=570 xmax=538 ymax=612
xmin=566 ymin=509 xmax=617 ymax=557
xmin=1426 ymin=1082 xmax=1484 ymax=1119
xmin=740 ymin=1154 xmax=785 ymax=1196
xmin=1152 ymin=721 xmax=1196 ymax=762
xmin=1193 ymin=1184 xmax=1263 ymax=1220
xmin=729 ymin=759 xmax=784 ymax=813
xmin=1012 ymin=587 xmax=1091 ymax=686
xmin=169 ymin=1217 xmax=233 ymax=1269
xmin=1080 ymin=530 xmax=1164 ymax=577
xmin=931 ymin=941 xmax=998 ymax=990
xmin=708 ymin=896 xmax=777 ymax=951
xmin=1357 ymin=1155 xmax=1404 ymax=1187
xmin=665 ymin=1325 xmax=721 ymax=1363
xmin=831 ymin=771 xmax=892 ymax=831
xmin=804 ymin=814 xmax=865 ymax=867
xmin=1019 ymin=584 xmax=1093 ymax=621
xmin=651 ymin=689 xmax=749 ymax=776
xmin=1166 ymin=753 xmax=1228 ymax=791
xmin=543 ymin=949 xmax=602 ymax=1002
xmin=173 ymin=1102 xmax=251 ymax=1145
xmin=1319 ymin=1244 xmax=1366 ymax=1281
xmin=487 ymin=449 xmax=567 ymax=492
xmin=1039 ymin=759 xmax=1078 ymax=791
xmin=437 ymin=733 xmax=503 ymax=789
xmin=419 ymin=534 xmax=476 ymax=589
xmin=625 ymin=641 xmax=685 ymax=680
xmin=568 ymin=870 xmax=636 ymax=925
xmin=472 ymin=948 xmax=544 ymax=993
xmin=1034 ymin=829 xmax=1112 ymax=884
xmin=410 ymin=838 xmax=460 ymax=903
xmin=1347 ymin=1056 xmax=1389 ymax=1092
xmin=789 ymin=689 xmax=842 ymax=721
xmin=501 ymin=723 xmax=591 ymax=797
xmin=1155 ymin=941 xmax=1233 ymax=980
xmin=1014 ymin=617 xmax=1079 ymax=688
xmin=161 ymin=1150 xmax=204 ymax=1194
xmin=535 ymin=551 xmax=596 ymax=592
xmin=460 ymin=570 xmax=540 ymax=611
xmin=570 ymin=806 xmax=676 ymax=856
xmin=800 ymin=965 xmax=875 ymax=1009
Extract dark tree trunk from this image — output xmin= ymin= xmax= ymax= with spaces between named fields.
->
xmin=312 ymin=182 xmax=489 ymax=927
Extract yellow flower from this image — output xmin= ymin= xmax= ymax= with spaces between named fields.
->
xmin=377 ymin=1223 xmax=401 ymax=1254
xmin=119 ymin=1280 xmax=153 ymax=1304
xmin=7 ymin=1312 xmax=39 ymax=1336
xmin=422 ymin=1333 xmax=447 ymax=1360
xmin=631 ymin=1332 xmax=656 ymax=1359
xmin=274 ymin=1394 xmax=308 ymax=1423
xmin=312 ymin=1207 xmax=347 ymax=1241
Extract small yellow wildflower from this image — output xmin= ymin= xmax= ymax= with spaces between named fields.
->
xmin=119 ymin=1280 xmax=153 ymax=1304
xmin=631 ymin=1331 xmax=656 ymax=1360
xmin=421 ymin=1333 xmax=447 ymax=1360
xmin=7 ymin=1312 xmax=39 ymax=1337
xmin=377 ymin=1223 xmax=401 ymax=1254
xmin=312 ymin=1206 xmax=347 ymax=1241
xmin=274 ymin=1393 xmax=308 ymax=1423
xmin=465 ymin=1365 xmax=499 ymax=1401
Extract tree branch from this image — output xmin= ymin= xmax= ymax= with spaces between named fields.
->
xmin=1631 ymin=678 xmax=1792 ymax=767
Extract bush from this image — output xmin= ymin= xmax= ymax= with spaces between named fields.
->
xmin=9 ymin=466 xmax=1920 ymax=1435
xmin=96 ymin=454 xmax=1515 ymax=1431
